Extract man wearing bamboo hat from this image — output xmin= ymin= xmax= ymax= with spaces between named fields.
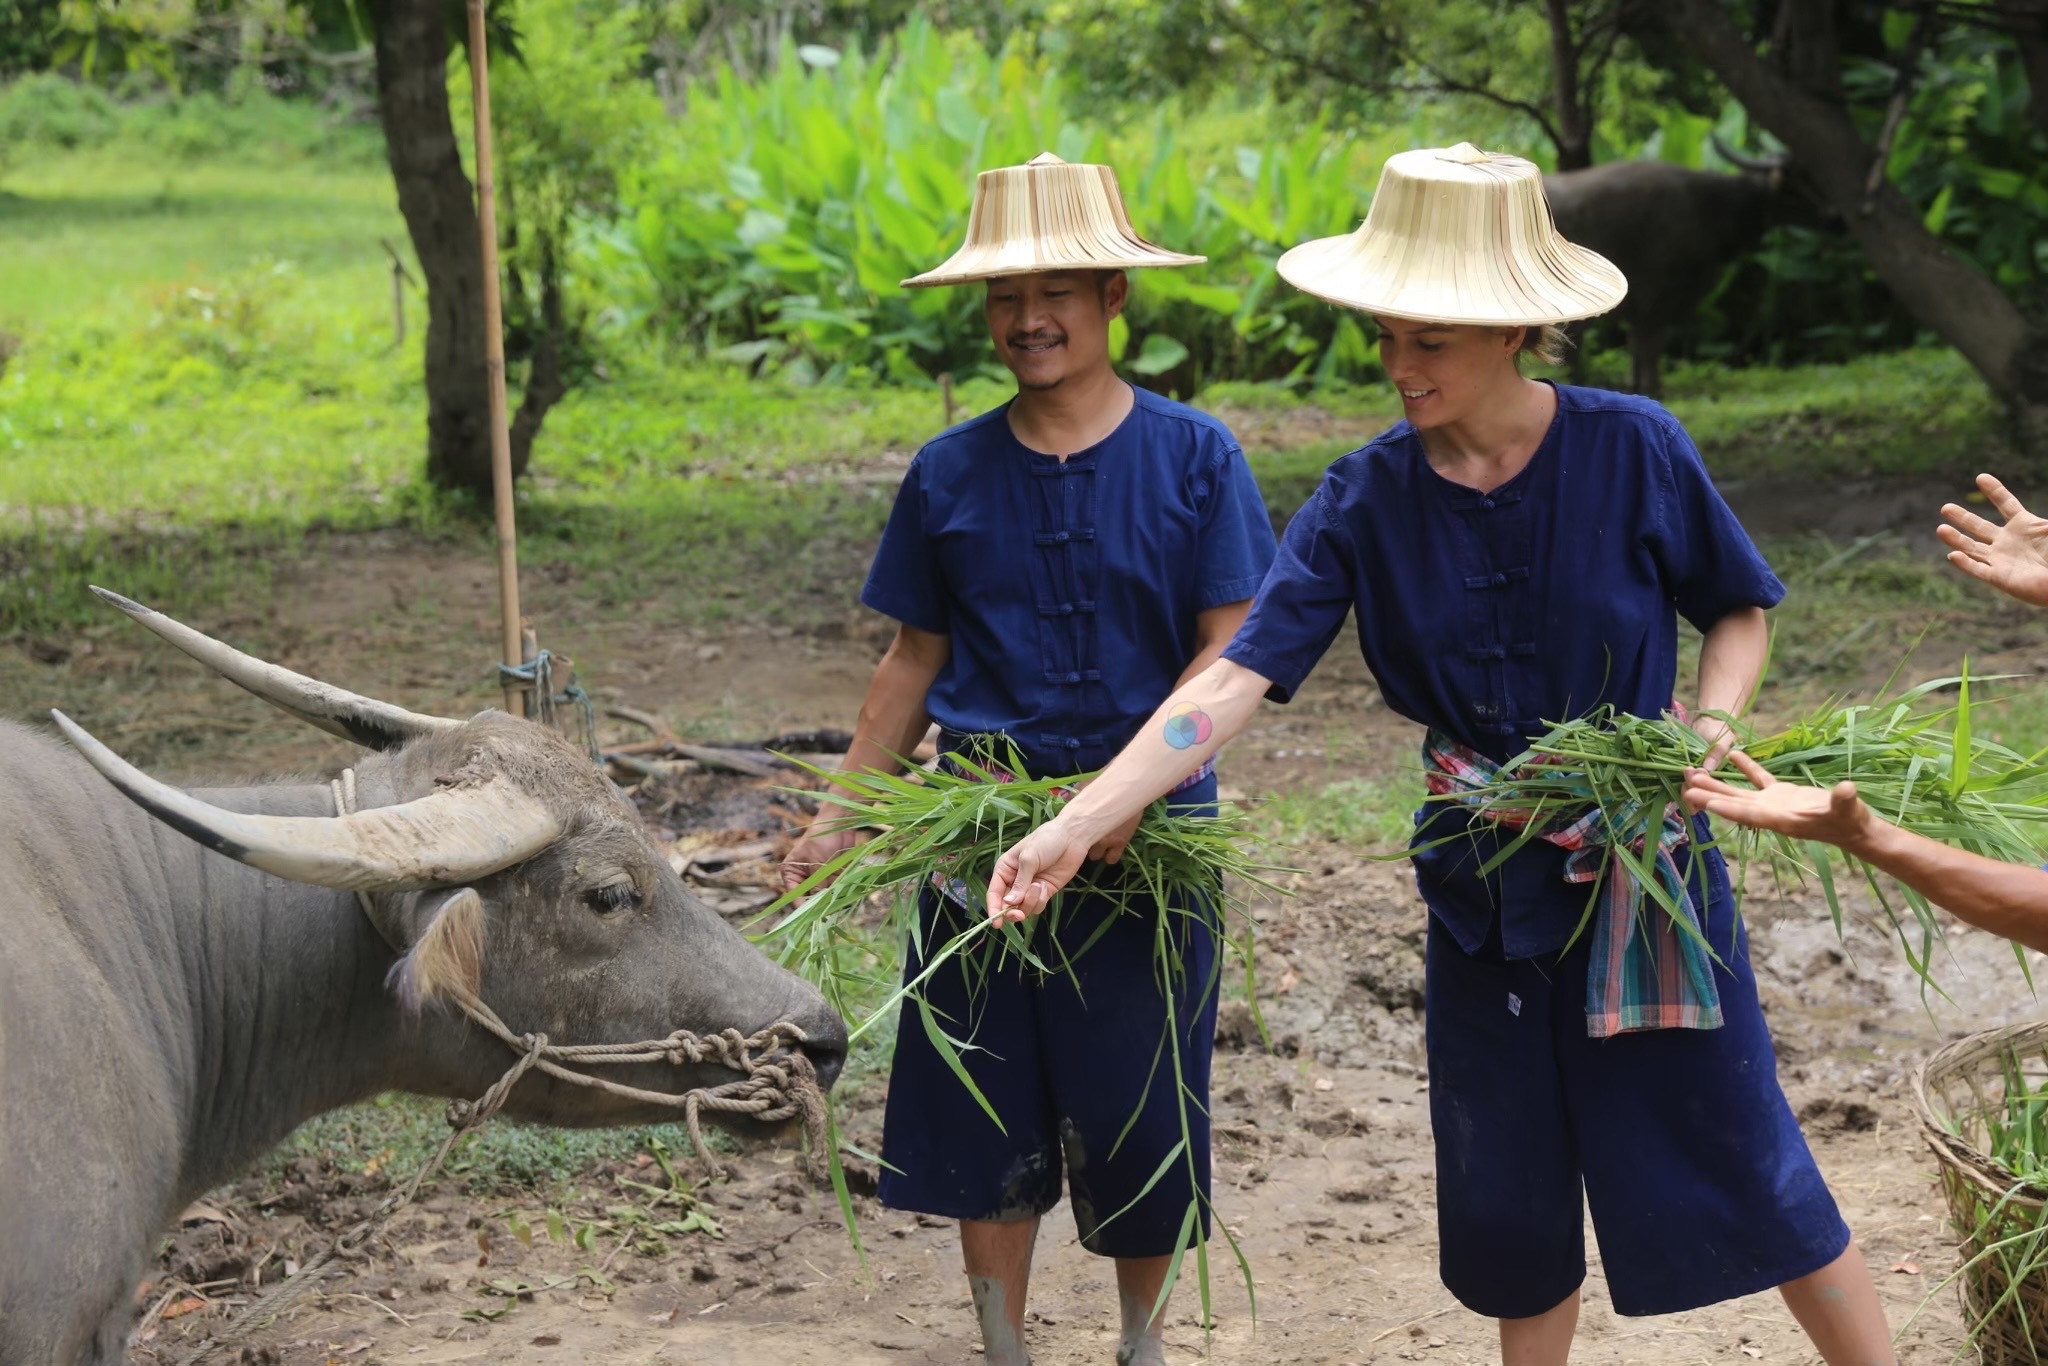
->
xmin=988 ymin=144 xmax=1899 ymax=1364
xmin=779 ymin=152 xmax=1276 ymax=1366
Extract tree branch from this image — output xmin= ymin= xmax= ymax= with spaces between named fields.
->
xmin=1543 ymin=0 xmax=1592 ymax=168
xmin=1207 ymin=1 xmax=1567 ymax=156
xmin=1660 ymin=0 xmax=2035 ymax=413
xmin=1864 ymin=9 xmax=1932 ymax=212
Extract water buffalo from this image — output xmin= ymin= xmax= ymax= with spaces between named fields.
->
xmin=0 ymin=589 xmax=847 ymax=1364
xmin=1544 ymin=145 xmax=1809 ymax=396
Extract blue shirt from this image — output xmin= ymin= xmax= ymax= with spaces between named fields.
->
xmin=1222 ymin=384 xmax=1784 ymax=958
xmin=862 ymin=387 xmax=1278 ymax=778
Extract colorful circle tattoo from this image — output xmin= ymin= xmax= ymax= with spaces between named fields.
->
xmin=1163 ymin=701 xmax=1213 ymax=750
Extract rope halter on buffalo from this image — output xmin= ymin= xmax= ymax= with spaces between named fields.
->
xmin=175 ymin=771 xmax=830 ymax=1364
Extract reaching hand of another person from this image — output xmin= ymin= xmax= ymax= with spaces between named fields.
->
xmin=1939 ymin=474 xmax=2048 ymax=608
xmin=779 ymin=822 xmax=862 ymax=892
xmin=986 ymin=816 xmax=1093 ymax=924
xmin=1681 ymin=751 xmax=1880 ymax=851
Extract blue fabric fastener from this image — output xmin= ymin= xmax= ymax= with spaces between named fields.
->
xmin=862 ymin=387 xmax=1277 ymax=780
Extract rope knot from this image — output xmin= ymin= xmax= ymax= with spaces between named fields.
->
xmin=661 ymin=1030 xmax=709 ymax=1067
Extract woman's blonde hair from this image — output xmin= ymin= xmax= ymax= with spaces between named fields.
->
xmin=1516 ymin=324 xmax=1573 ymax=368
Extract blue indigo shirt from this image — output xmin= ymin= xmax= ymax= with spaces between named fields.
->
xmin=1222 ymin=385 xmax=1785 ymax=959
xmin=862 ymin=387 xmax=1277 ymax=779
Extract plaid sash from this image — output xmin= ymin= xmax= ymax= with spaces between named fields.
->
xmin=1421 ymin=729 xmax=1724 ymax=1039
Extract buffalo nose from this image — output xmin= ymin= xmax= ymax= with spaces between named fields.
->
xmin=797 ymin=1005 xmax=849 ymax=1092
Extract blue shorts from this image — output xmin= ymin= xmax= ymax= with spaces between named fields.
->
xmin=877 ymin=779 xmax=1220 ymax=1259
xmin=1426 ymin=877 xmax=1850 ymax=1318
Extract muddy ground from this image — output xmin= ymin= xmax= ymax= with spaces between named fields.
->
xmin=5 ymin=492 xmax=2045 ymax=1366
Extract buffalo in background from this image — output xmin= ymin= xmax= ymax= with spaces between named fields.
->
xmin=1544 ymin=141 xmax=1822 ymax=396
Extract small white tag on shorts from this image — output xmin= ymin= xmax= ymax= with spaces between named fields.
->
xmin=1507 ymin=992 xmax=1523 ymax=1017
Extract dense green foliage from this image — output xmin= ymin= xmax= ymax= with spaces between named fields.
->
xmin=599 ymin=19 xmax=1402 ymax=389
xmin=9 ymin=2 xmax=2047 ymax=394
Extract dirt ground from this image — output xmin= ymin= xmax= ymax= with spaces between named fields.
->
xmin=4 ymin=501 xmax=2044 ymax=1366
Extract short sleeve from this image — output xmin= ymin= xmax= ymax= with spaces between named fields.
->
xmin=1221 ymin=483 xmax=1357 ymax=702
xmin=1192 ymin=439 xmax=1279 ymax=610
xmin=1646 ymin=418 xmax=1786 ymax=632
xmin=859 ymin=458 xmax=950 ymax=634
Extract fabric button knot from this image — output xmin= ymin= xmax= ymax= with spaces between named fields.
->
xmin=1491 ymin=573 xmax=1507 ymax=588
xmin=1479 ymin=497 xmax=1496 ymax=511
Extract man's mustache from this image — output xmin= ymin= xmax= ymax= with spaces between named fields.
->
xmin=1008 ymin=333 xmax=1066 ymax=347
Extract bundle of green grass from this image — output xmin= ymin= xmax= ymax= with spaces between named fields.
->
xmin=756 ymin=740 xmax=1280 ymax=1315
xmin=1426 ymin=673 xmax=2048 ymax=982
xmin=761 ymin=742 xmax=1280 ymax=1038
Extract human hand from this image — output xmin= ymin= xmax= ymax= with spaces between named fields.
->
xmin=779 ymin=823 xmax=862 ymax=892
xmin=1086 ymin=807 xmax=1143 ymax=866
xmin=1938 ymin=474 xmax=2048 ymax=608
xmin=1681 ymin=751 xmax=1879 ymax=851
xmin=1689 ymin=712 xmax=1737 ymax=772
xmin=986 ymin=817 xmax=1092 ymax=924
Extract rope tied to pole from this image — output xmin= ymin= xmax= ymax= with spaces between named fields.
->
xmin=498 ymin=648 xmax=600 ymax=762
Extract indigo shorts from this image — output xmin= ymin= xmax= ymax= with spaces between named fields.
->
xmin=877 ymin=777 xmax=1220 ymax=1259
xmin=1425 ymin=871 xmax=1851 ymax=1318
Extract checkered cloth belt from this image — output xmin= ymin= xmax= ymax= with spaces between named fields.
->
xmin=1421 ymin=727 xmax=1724 ymax=1039
xmin=928 ymin=740 xmax=1214 ymax=911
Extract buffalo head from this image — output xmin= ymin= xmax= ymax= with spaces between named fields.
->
xmin=53 ymin=589 xmax=847 ymax=1132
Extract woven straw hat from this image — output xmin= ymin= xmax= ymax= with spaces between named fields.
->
xmin=902 ymin=152 xmax=1205 ymax=288
xmin=1277 ymin=142 xmax=1627 ymax=325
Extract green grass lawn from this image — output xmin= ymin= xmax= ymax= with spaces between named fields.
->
xmin=0 ymin=153 xmax=402 ymax=327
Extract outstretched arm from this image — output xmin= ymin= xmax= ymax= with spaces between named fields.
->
xmin=1684 ymin=752 xmax=2048 ymax=955
xmin=1939 ymin=473 xmax=2048 ymax=608
xmin=1690 ymin=605 xmax=1768 ymax=767
xmin=779 ymin=624 xmax=949 ymax=891
xmin=1085 ymin=600 xmax=1255 ymax=867
xmin=986 ymin=658 xmax=1272 ymax=922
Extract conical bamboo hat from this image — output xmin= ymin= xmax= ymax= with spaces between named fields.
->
xmin=902 ymin=152 xmax=1205 ymax=288
xmin=1277 ymin=143 xmax=1627 ymax=325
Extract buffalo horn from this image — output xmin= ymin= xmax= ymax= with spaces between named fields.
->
xmin=1708 ymin=134 xmax=1790 ymax=174
xmin=51 ymin=710 xmax=560 ymax=893
xmin=91 ymin=587 xmax=458 ymax=750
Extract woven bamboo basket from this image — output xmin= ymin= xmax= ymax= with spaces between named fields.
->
xmin=1914 ymin=1020 xmax=2048 ymax=1363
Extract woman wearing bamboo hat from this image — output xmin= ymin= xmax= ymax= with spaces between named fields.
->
xmin=985 ymin=143 xmax=1898 ymax=1362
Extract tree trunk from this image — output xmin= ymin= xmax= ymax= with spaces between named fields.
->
xmin=1767 ymin=0 xmax=1843 ymax=100
xmin=510 ymin=230 xmax=568 ymax=473
xmin=365 ymin=0 xmax=507 ymax=497
xmin=1543 ymin=0 xmax=1594 ymax=170
xmin=1663 ymin=0 xmax=2048 ymax=459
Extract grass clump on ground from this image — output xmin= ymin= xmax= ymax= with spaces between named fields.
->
xmin=269 ymin=1092 xmax=738 ymax=1193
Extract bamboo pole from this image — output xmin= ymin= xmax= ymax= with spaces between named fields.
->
xmin=466 ymin=0 xmax=526 ymax=718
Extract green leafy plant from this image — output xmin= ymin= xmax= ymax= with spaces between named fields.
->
xmin=757 ymin=738 xmax=1285 ymax=1330
xmin=596 ymin=18 xmax=1385 ymax=389
xmin=1405 ymin=672 xmax=2048 ymax=989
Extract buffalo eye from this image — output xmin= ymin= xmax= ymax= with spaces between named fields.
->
xmin=584 ymin=878 xmax=640 ymax=916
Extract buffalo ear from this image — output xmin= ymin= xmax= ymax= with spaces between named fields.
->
xmin=387 ymin=888 xmax=486 ymax=1011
